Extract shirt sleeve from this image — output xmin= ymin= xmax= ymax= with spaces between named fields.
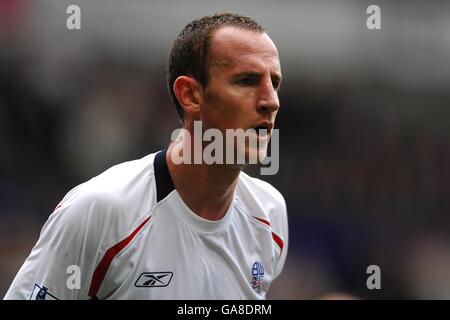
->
xmin=273 ymin=194 xmax=289 ymax=280
xmin=3 ymin=186 xmax=106 ymax=300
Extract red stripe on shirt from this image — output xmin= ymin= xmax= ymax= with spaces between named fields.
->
xmin=271 ymin=231 xmax=284 ymax=252
xmin=88 ymin=215 xmax=152 ymax=298
xmin=253 ymin=216 xmax=271 ymax=227
xmin=253 ymin=216 xmax=284 ymax=253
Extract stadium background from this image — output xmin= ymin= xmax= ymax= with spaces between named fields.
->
xmin=1 ymin=0 xmax=450 ymax=299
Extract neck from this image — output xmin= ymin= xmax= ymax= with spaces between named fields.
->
xmin=166 ymin=134 xmax=242 ymax=221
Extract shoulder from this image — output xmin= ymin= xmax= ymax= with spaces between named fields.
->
xmin=237 ymin=171 xmax=286 ymax=211
xmin=236 ymin=172 xmax=289 ymax=276
xmin=63 ymin=152 xmax=156 ymax=213
xmin=85 ymin=153 xmax=156 ymax=196
xmin=47 ymin=153 xmax=158 ymax=251
xmin=236 ymin=171 xmax=287 ymax=229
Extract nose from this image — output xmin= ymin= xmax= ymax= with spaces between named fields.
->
xmin=257 ymin=77 xmax=279 ymax=114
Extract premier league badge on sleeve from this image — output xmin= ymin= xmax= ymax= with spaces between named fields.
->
xmin=251 ymin=261 xmax=265 ymax=294
xmin=29 ymin=284 xmax=59 ymax=300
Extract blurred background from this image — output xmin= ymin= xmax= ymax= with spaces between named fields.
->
xmin=1 ymin=0 xmax=450 ymax=299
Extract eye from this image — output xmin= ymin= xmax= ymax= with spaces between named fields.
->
xmin=236 ymin=77 xmax=257 ymax=86
xmin=272 ymin=79 xmax=281 ymax=91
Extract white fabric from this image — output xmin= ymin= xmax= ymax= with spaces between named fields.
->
xmin=4 ymin=151 xmax=288 ymax=300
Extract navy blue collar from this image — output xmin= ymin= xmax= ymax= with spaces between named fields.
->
xmin=153 ymin=149 xmax=175 ymax=202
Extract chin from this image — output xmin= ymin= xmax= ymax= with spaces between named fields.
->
xmin=242 ymin=144 xmax=268 ymax=165
xmin=227 ymin=135 xmax=270 ymax=165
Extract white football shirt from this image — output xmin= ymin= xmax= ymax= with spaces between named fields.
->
xmin=4 ymin=149 xmax=288 ymax=300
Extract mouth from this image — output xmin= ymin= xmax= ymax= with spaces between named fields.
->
xmin=253 ymin=121 xmax=273 ymax=137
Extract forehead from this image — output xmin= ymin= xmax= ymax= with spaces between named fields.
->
xmin=208 ymin=26 xmax=281 ymax=73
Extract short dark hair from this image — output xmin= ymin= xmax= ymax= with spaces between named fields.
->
xmin=166 ymin=13 xmax=265 ymax=124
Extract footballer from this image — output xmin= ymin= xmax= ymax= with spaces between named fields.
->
xmin=5 ymin=13 xmax=288 ymax=300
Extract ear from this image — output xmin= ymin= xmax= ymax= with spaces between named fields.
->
xmin=173 ymin=76 xmax=203 ymax=117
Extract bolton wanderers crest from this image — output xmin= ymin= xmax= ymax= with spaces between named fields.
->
xmin=251 ymin=261 xmax=265 ymax=294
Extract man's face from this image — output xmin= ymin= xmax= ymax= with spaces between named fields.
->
xmin=200 ymin=26 xmax=282 ymax=164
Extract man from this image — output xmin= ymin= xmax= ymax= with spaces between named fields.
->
xmin=5 ymin=12 xmax=288 ymax=300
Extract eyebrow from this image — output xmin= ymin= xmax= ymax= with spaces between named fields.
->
xmin=233 ymin=71 xmax=283 ymax=83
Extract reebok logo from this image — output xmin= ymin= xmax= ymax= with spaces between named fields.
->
xmin=135 ymin=272 xmax=173 ymax=287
